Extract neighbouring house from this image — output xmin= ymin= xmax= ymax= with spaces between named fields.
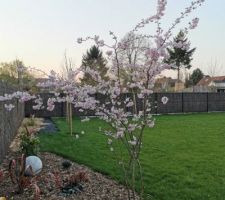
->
xmin=174 ymin=80 xmax=185 ymax=92
xmin=194 ymin=76 xmax=225 ymax=92
xmin=154 ymin=76 xmax=177 ymax=92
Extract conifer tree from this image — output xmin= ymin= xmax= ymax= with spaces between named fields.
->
xmin=166 ymin=31 xmax=196 ymax=81
xmin=81 ymin=45 xmax=108 ymax=85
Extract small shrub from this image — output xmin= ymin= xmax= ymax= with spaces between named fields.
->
xmin=20 ymin=126 xmax=40 ymax=156
xmin=50 ymin=170 xmax=89 ymax=195
xmin=68 ymin=171 xmax=89 ymax=185
xmin=62 ymin=160 xmax=72 ymax=169
xmin=25 ymin=115 xmax=36 ymax=127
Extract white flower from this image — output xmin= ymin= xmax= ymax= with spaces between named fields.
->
xmin=47 ymin=98 xmax=55 ymax=111
xmin=4 ymin=104 xmax=15 ymax=111
xmin=116 ymin=131 xmax=124 ymax=138
xmin=108 ymin=139 xmax=112 ymax=145
xmin=161 ymin=96 xmax=169 ymax=104
xmin=75 ymin=134 xmax=79 ymax=139
xmin=147 ymin=119 xmax=155 ymax=128
xmin=128 ymin=140 xmax=137 ymax=146
xmin=81 ymin=131 xmax=85 ymax=135
xmin=126 ymin=101 xmax=134 ymax=107
xmin=128 ymin=136 xmax=137 ymax=146
xmin=110 ymin=147 xmax=114 ymax=152
xmin=137 ymin=93 xmax=144 ymax=98
xmin=47 ymin=104 xmax=55 ymax=111
xmin=189 ymin=18 xmax=199 ymax=29
xmin=98 ymin=40 xmax=104 ymax=47
xmin=128 ymin=124 xmax=136 ymax=132
xmin=81 ymin=117 xmax=90 ymax=122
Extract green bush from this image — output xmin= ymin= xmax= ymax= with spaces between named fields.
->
xmin=20 ymin=126 xmax=40 ymax=156
xmin=25 ymin=115 xmax=36 ymax=127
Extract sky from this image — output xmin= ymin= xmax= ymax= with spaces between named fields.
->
xmin=0 ymin=0 xmax=224 ymax=77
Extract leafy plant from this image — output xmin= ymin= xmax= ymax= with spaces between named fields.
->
xmin=25 ymin=115 xmax=36 ymax=126
xmin=9 ymin=154 xmax=27 ymax=193
xmin=62 ymin=160 xmax=72 ymax=169
xmin=20 ymin=126 xmax=40 ymax=156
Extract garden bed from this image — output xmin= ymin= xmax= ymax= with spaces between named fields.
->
xmin=0 ymin=118 xmax=138 ymax=200
xmin=0 ymin=152 xmax=137 ymax=200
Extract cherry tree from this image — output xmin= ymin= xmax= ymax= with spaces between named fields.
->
xmin=74 ymin=1 xmax=205 ymax=199
xmin=0 ymin=0 xmax=205 ymax=199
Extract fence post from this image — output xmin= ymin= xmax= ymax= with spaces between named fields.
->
xmin=182 ymin=92 xmax=184 ymax=113
xmin=206 ymin=92 xmax=208 ymax=112
xmin=155 ymin=93 xmax=158 ymax=114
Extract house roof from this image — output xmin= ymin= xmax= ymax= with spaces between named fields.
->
xmin=197 ymin=76 xmax=225 ymax=86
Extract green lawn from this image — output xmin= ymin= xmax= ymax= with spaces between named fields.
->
xmin=39 ymin=113 xmax=225 ymax=200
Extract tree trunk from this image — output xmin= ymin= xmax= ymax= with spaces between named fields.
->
xmin=177 ymin=67 xmax=180 ymax=81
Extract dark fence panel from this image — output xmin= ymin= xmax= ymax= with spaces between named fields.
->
xmin=208 ymin=93 xmax=225 ymax=112
xmin=157 ymin=93 xmax=183 ymax=114
xmin=25 ymin=93 xmax=96 ymax=117
xmin=25 ymin=93 xmax=64 ymax=118
xmin=25 ymin=92 xmax=225 ymax=117
xmin=183 ymin=93 xmax=207 ymax=113
xmin=0 ymin=81 xmax=24 ymax=163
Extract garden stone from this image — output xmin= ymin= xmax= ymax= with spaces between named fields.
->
xmin=25 ymin=156 xmax=42 ymax=176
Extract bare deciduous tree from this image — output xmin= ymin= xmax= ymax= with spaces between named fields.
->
xmin=207 ymin=58 xmax=223 ymax=77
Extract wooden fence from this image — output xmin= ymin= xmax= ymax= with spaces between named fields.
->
xmin=0 ymin=81 xmax=24 ymax=163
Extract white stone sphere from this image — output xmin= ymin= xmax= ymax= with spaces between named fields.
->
xmin=25 ymin=156 xmax=42 ymax=176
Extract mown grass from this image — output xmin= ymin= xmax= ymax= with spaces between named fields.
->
xmin=39 ymin=112 xmax=225 ymax=200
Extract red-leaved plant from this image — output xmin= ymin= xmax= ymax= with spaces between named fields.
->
xmin=0 ymin=169 xmax=4 ymax=183
xmin=49 ymin=170 xmax=89 ymax=191
xmin=8 ymin=154 xmax=40 ymax=200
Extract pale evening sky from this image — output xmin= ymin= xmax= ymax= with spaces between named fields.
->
xmin=0 ymin=0 xmax=224 ymax=77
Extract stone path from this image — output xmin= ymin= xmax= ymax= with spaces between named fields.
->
xmin=39 ymin=118 xmax=58 ymax=133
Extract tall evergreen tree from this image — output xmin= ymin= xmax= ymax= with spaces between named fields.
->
xmin=165 ymin=31 xmax=196 ymax=81
xmin=190 ymin=68 xmax=204 ymax=85
xmin=81 ymin=45 xmax=108 ymax=86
